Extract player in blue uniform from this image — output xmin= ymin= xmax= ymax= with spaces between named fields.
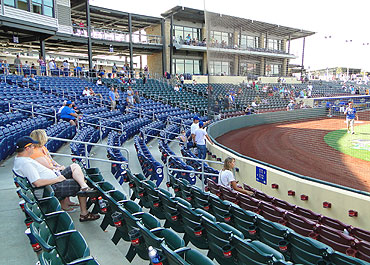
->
xmin=344 ymin=102 xmax=358 ymax=134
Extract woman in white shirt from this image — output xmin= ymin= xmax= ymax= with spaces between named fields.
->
xmin=219 ymin=157 xmax=254 ymax=196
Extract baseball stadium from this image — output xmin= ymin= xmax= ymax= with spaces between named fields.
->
xmin=0 ymin=0 xmax=370 ymax=264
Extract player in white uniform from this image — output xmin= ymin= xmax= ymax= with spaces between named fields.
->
xmin=344 ymin=103 xmax=358 ymax=134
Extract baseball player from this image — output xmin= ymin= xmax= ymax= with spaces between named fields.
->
xmin=344 ymin=102 xmax=358 ymax=134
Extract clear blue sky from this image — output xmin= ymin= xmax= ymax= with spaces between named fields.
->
xmin=91 ymin=0 xmax=370 ymax=71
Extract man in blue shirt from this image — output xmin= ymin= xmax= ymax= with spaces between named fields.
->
xmin=60 ymin=100 xmax=80 ymax=126
xmin=108 ymin=87 xmax=116 ymax=111
xmin=344 ymin=102 xmax=358 ymax=134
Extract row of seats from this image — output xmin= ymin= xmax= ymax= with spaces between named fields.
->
xmin=134 ymin=136 xmax=164 ymax=187
xmin=0 ymin=116 xmax=52 ymax=161
xmin=82 ymin=167 xmax=213 ymax=265
xmin=13 ymin=171 xmax=99 ymax=264
xmin=205 ymin=179 xmax=370 ymax=262
xmin=45 ymin=121 xmax=76 ymax=152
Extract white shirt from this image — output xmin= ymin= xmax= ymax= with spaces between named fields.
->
xmin=83 ymin=89 xmax=90 ymax=96
xmin=190 ymin=123 xmax=199 ymax=135
xmin=58 ymin=105 xmax=65 ymax=113
xmin=219 ymin=169 xmax=235 ymax=188
xmin=13 ymin=157 xmax=57 ymax=185
xmin=251 ymin=101 xmax=257 ymax=107
xmin=194 ymin=128 xmax=207 ymax=145
xmin=49 ymin=61 xmax=55 ymax=70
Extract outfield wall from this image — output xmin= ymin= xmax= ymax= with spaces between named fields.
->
xmin=207 ymin=108 xmax=370 ymax=230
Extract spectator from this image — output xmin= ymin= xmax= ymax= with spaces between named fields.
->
xmin=22 ymin=74 xmax=29 ymax=84
xmin=219 ymin=157 xmax=254 ymax=196
xmin=38 ymin=56 xmax=47 ymax=76
xmin=23 ymin=60 xmax=30 ymax=69
xmin=174 ymin=84 xmax=180 ymax=92
xmin=112 ymin=63 xmax=117 ymax=78
xmin=133 ymin=90 xmax=140 ymax=104
xmin=13 ymin=136 xmax=100 ymax=222
xmin=3 ymin=60 xmax=9 ymax=75
xmin=14 ymin=54 xmax=22 ymax=74
xmin=180 ymin=74 xmax=184 ymax=85
xmin=126 ymin=86 xmax=134 ymax=108
xmin=49 ymin=59 xmax=57 ymax=76
xmin=82 ymin=87 xmax=90 ymax=96
xmin=213 ymin=101 xmax=221 ymax=120
xmin=89 ymin=87 xmax=102 ymax=98
xmin=60 ymin=100 xmax=80 ymax=126
xmin=194 ymin=121 xmax=213 ymax=160
xmin=29 ymin=129 xmax=95 ymax=211
xmin=30 ymin=74 xmax=36 ymax=83
xmin=109 ymin=87 xmax=116 ymax=111
xmin=58 ymin=100 xmax=67 ymax=113
xmin=190 ymin=116 xmax=200 ymax=146
xmin=96 ymin=76 xmax=103 ymax=86
xmin=287 ymin=101 xmax=294 ymax=111
xmin=114 ymin=88 xmax=120 ymax=106
xmin=177 ymin=129 xmax=188 ymax=148
xmin=74 ymin=64 xmax=82 ymax=77
xmin=63 ymin=60 xmax=70 ymax=77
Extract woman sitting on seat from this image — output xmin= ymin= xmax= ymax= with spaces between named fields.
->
xmin=30 ymin=129 xmax=94 ymax=212
xmin=219 ymin=157 xmax=254 ymax=196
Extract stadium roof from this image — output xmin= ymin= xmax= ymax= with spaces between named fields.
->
xmin=161 ymin=6 xmax=315 ymax=40
xmin=71 ymin=1 xmax=162 ymax=32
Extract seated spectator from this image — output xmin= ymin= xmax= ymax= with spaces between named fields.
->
xmin=22 ymin=74 xmax=29 ymax=84
xmin=82 ymin=87 xmax=91 ymax=96
xmin=174 ymin=84 xmax=180 ymax=92
xmin=60 ymin=100 xmax=81 ymax=126
xmin=287 ymin=101 xmax=294 ymax=111
xmin=89 ymin=87 xmax=102 ymax=98
xmin=13 ymin=136 xmax=100 ymax=222
xmin=58 ymin=100 xmax=67 ymax=113
xmin=177 ymin=130 xmax=188 ymax=148
xmin=30 ymin=129 xmax=95 ymax=212
xmin=114 ymin=88 xmax=120 ymax=106
xmin=219 ymin=157 xmax=254 ymax=196
xmin=133 ymin=90 xmax=140 ymax=104
xmin=30 ymin=74 xmax=36 ymax=83
xmin=96 ymin=77 xmax=102 ymax=85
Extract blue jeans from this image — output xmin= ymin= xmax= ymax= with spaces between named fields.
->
xmin=197 ymin=144 xmax=207 ymax=160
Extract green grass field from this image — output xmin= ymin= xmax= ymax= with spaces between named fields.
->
xmin=324 ymin=123 xmax=370 ymax=161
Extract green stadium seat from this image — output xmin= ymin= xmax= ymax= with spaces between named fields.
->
xmin=161 ymin=244 xmax=214 ymax=265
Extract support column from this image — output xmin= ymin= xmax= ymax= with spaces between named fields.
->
xmin=169 ymin=15 xmax=174 ymax=75
xmin=139 ymin=55 xmax=142 ymax=71
xmin=40 ymin=39 xmax=45 ymax=58
xmin=301 ymin=37 xmax=306 ymax=77
xmin=128 ymin=13 xmax=134 ymax=77
xmin=260 ymin=58 xmax=265 ymax=76
xmin=86 ymin=0 xmax=93 ymax=71
xmin=161 ymin=18 xmax=167 ymax=75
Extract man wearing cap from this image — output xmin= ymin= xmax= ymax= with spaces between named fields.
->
xmin=194 ymin=121 xmax=213 ymax=159
xmin=60 ymin=100 xmax=80 ymax=126
xmin=13 ymin=137 xmax=99 ymax=222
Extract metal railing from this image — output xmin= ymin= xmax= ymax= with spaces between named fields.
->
xmin=72 ymin=26 xmax=162 ymax=45
xmin=166 ymin=116 xmax=192 ymax=128
xmin=47 ymin=136 xmax=129 ymax=167
xmin=166 ymin=154 xmax=222 ymax=191
xmin=126 ymin=107 xmax=155 ymax=120
xmin=82 ymin=114 xmax=125 ymax=133
xmin=141 ymin=127 xmax=182 ymax=143
xmin=9 ymin=100 xmax=58 ymax=123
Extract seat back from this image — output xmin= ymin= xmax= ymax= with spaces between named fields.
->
xmin=55 ymin=231 xmax=90 ymax=263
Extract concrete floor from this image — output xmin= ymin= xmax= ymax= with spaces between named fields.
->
xmin=0 ymin=134 xmax=215 ymax=264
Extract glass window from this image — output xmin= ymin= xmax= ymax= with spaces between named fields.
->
xmin=17 ymin=0 xmax=28 ymax=11
xmin=266 ymin=64 xmax=281 ymax=76
xmin=185 ymin=59 xmax=193 ymax=74
xmin=43 ymin=6 xmax=53 ymax=17
xmin=32 ymin=0 xmax=42 ymax=14
xmin=175 ymin=59 xmax=184 ymax=75
xmin=43 ymin=0 xmax=53 ymax=6
xmin=194 ymin=60 xmax=200 ymax=75
xmin=4 ymin=0 xmax=16 ymax=7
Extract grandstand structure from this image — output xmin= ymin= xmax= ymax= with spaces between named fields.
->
xmin=1 ymin=1 xmax=370 ymax=265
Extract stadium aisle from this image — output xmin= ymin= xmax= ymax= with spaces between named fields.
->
xmin=0 ymin=157 xmax=38 ymax=264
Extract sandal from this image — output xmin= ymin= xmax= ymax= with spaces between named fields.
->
xmin=63 ymin=207 xmax=77 ymax=213
xmin=79 ymin=212 xmax=100 ymax=222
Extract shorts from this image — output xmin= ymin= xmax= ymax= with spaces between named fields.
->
xmin=60 ymin=166 xmax=72 ymax=179
xmin=52 ymin=165 xmax=80 ymax=198
xmin=346 ymin=118 xmax=354 ymax=127
xmin=62 ymin=118 xmax=76 ymax=123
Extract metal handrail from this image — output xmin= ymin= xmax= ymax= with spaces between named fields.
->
xmin=9 ymin=100 xmax=58 ymax=123
xmin=47 ymin=136 xmax=130 ymax=166
xmin=50 ymin=87 xmax=77 ymax=102
xmin=166 ymin=154 xmax=223 ymax=191
xmin=79 ymin=120 xmax=124 ymax=140
xmin=82 ymin=113 xmax=125 ymax=132
xmin=126 ymin=108 xmax=154 ymax=120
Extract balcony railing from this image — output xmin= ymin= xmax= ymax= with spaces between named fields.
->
xmin=72 ymin=26 xmax=162 ymax=45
